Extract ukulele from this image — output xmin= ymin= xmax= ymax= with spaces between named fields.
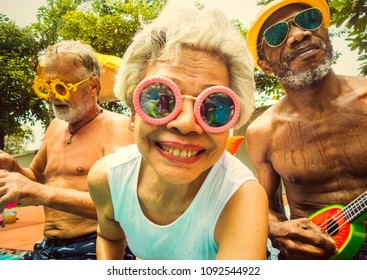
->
xmin=309 ymin=191 xmax=367 ymax=259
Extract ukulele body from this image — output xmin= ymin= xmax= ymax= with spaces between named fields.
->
xmin=309 ymin=204 xmax=366 ymax=259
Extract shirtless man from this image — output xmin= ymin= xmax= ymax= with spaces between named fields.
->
xmin=0 ymin=40 xmax=134 ymax=259
xmin=246 ymin=0 xmax=367 ymax=259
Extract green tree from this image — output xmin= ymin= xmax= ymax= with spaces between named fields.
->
xmin=4 ymin=126 xmax=35 ymax=155
xmin=0 ymin=15 xmax=49 ymax=150
xmin=32 ymin=0 xmax=84 ymax=49
xmin=329 ymin=0 xmax=367 ymax=75
xmin=60 ymin=0 xmax=166 ymax=57
xmin=233 ymin=18 xmax=283 ymax=107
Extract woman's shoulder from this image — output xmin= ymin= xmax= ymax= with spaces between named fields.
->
xmin=109 ymin=144 xmax=140 ymax=167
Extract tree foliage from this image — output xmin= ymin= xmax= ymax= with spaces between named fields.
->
xmin=4 ymin=126 xmax=35 ymax=155
xmin=328 ymin=0 xmax=367 ymax=75
xmin=33 ymin=0 xmax=84 ymax=49
xmin=59 ymin=0 xmax=166 ymax=57
xmin=233 ymin=18 xmax=283 ymax=107
xmin=0 ymin=15 xmax=49 ymax=150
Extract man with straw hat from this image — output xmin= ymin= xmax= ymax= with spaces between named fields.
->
xmin=246 ymin=0 xmax=367 ymax=259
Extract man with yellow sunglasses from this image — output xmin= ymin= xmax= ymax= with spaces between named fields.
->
xmin=246 ymin=0 xmax=367 ymax=259
xmin=0 ymin=40 xmax=135 ymax=260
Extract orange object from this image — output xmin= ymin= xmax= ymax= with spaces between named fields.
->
xmin=3 ymin=214 xmax=17 ymax=224
xmin=225 ymin=136 xmax=244 ymax=155
xmin=2 ymin=209 xmax=17 ymax=224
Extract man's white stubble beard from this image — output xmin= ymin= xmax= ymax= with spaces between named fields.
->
xmin=275 ymin=42 xmax=333 ymax=90
xmin=276 ymin=56 xmax=332 ymax=90
xmin=52 ymin=92 xmax=93 ymax=124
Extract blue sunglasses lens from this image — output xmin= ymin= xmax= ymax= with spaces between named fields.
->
xmin=264 ymin=21 xmax=289 ymax=47
xmin=264 ymin=8 xmax=323 ymax=47
xmin=139 ymin=83 xmax=176 ymax=118
xmin=294 ymin=8 xmax=323 ymax=30
xmin=200 ymin=92 xmax=235 ymax=127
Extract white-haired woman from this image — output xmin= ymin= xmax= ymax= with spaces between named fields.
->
xmin=88 ymin=5 xmax=268 ymax=260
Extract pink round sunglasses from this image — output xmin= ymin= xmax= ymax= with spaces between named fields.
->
xmin=132 ymin=76 xmax=240 ymax=133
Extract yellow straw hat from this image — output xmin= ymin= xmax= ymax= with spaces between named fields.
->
xmin=246 ymin=0 xmax=330 ymax=71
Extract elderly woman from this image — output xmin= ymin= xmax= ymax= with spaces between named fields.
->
xmin=88 ymin=5 xmax=268 ymax=260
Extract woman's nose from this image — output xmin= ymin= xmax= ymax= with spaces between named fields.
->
xmin=166 ymin=99 xmax=204 ymax=135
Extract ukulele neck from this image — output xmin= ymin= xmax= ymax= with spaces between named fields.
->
xmin=343 ymin=191 xmax=367 ymax=223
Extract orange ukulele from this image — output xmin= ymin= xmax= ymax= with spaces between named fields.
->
xmin=309 ymin=191 xmax=367 ymax=259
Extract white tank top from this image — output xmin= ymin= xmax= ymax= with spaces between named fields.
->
xmin=108 ymin=144 xmax=257 ymax=260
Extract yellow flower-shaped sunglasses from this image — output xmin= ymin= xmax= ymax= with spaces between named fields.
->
xmin=32 ymin=76 xmax=90 ymax=101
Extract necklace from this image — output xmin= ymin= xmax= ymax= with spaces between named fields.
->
xmin=67 ymin=109 xmax=103 ymax=144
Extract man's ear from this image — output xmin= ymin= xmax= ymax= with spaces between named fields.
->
xmin=258 ymin=58 xmax=274 ymax=75
xmin=90 ymin=76 xmax=101 ymax=94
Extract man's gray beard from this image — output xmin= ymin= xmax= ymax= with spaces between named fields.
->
xmin=52 ymin=94 xmax=93 ymax=124
xmin=273 ymin=41 xmax=334 ymax=90
xmin=275 ymin=56 xmax=332 ymax=90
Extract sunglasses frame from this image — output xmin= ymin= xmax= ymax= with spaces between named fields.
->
xmin=132 ymin=76 xmax=240 ymax=134
xmin=32 ymin=76 xmax=90 ymax=101
xmin=261 ymin=7 xmax=323 ymax=48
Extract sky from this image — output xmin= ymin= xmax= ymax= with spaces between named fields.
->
xmin=0 ymin=0 xmax=361 ymax=149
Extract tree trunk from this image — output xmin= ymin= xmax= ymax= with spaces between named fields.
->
xmin=0 ymin=127 xmax=5 ymax=150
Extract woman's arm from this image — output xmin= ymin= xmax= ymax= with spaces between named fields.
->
xmin=215 ymin=180 xmax=269 ymax=260
xmin=88 ymin=155 xmax=127 ymax=259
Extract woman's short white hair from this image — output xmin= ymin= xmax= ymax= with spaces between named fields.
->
xmin=114 ymin=5 xmax=255 ymax=129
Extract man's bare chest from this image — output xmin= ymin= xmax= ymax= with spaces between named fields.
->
xmin=270 ymin=110 xmax=367 ymax=184
xmin=44 ymin=133 xmax=105 ymax=177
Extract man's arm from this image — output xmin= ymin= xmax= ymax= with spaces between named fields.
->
xmin=0 ymin=140 xmax=97 ymax=218
xmin=88 ymin=155 xmax=127 ymax=259
xmin=246 ymin=121 xmax=337 ymax=259
xmin=246 ymin=122 xmax=287 ymax=223
xmin=0 ymin=149 xmax=40 ymax=182
xmin=0 ymin=170 xmax=97 ymax=218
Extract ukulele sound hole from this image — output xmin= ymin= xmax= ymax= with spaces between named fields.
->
xmin=326 ymin=220 xmax=338 ymax=236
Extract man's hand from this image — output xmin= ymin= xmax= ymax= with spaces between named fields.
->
xmin=0 ymin=171 xmax=38 ymax=213
xmin=0 ymin=150 xmax=15 ymax=171
xmin=269 ymin=217 xmax=338 ymax=259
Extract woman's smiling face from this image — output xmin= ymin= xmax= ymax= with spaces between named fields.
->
xmin=133 ymin=48 xmax=231 ymax=184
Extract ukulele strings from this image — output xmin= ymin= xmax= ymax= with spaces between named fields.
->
xmin=322 ymin=198 xmax=366 ymax=237
xmin=319 ymin=194 xmax=367 ymax=232
xmin=318 ymin=193 xmax=367 ymax=236
xmin=318 ymin=192 xmax=367 ymax=229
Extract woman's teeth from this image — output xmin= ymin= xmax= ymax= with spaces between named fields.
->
xmin=162 ymin=145 xmax=199 ymax=157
